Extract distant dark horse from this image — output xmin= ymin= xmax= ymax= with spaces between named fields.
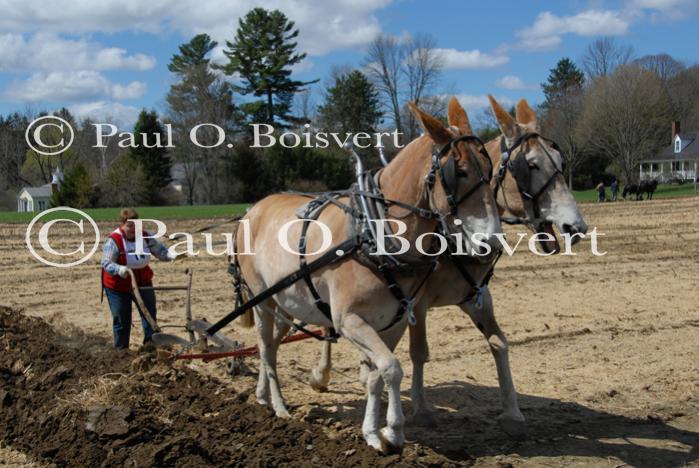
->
xmin=623 ymin=180 xmax=658 ymax=200
xmin=622 ymin=183 xmax=639 ymax=200
xmin=640 ymin=179 xmax=658 ymax=200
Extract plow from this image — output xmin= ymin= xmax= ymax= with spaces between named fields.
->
xmin=130 ymin=267 xmax=326 ymax=367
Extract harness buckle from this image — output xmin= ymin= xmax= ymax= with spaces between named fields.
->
xmin=401 ymin=298 xmax=417 ymax=326
xmin=474 ymin=286 xmax=485 ymax=309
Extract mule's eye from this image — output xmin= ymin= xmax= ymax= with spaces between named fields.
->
xmin=456 ymin=168 xmax=468 ymax=178
xmin=528 ymin=162 xmax=539 ymax=170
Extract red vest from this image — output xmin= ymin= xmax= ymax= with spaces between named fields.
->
xmin=102 ymin=228 xmax=154 ymax=293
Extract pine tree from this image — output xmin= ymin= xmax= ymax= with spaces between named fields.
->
xmin=542 ymin=58 xmax=585 ymax=106
xmin=168 ymin=33 xmax=217 ymax=74
xmin=221 ymin=7 xmax=317 ymax=126
xmin=318 ymin=70 xmax=381 ymax=133
xmin=50 ymin=163 xmax=94 ymax=208
xmin=167 ymin=34 xmax=236 ymax=204
xmin=128 ymin=110 xmax=172 ymax=204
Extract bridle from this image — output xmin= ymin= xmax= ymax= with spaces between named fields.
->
xmin=424 ymin=133 xmax=501 ymax=308
xmin=425 ymin=133 xmax=493 ymax=221
xmin=494 ymin=132 xmax=564 ymax=229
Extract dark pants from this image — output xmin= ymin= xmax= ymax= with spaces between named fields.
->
xmin=104 ymin=287 xmax=157 ymax=349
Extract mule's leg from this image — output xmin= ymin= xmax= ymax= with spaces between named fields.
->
xmin=358 ymin=352 xmax=371 ymax=386
xmin=460 ymin=289 xmax=526 ymax=439
xmin=340 ymin=312 xmax=407 ymax=454
xmin=254 ymin=304 xmax=291 ymax=418
xmin=362 ymin=364 xmax=385 ymax=451
xmin=309 ymin=327 xmax=332 ymax=392
xmin=408 ymin=303 xmax=436 ymax=427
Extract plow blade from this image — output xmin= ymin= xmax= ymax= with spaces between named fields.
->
xmin=151 ymin=333 xmax=191 ymax=347
xmin=186 ymin=319 xmax=239 ymax=351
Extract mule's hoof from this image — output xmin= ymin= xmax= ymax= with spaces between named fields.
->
xmin=275 ymin=408 xmax=292 ymax=419
xmin=309 ymin=373 xmax=328 ymax=393
xmin=409 ymin=410 xmax=437 ymax=427
xmin=256 ymin=398 xmax=269 ymax=406
xmin=497 ymin=413 xmax=527 ymax=440
xmin=378 ymin=427 xmax=404 ymax=455
xmin=365 ymin=432 xmax=384 ymax=452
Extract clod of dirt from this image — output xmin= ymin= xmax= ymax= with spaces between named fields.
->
xmin=85 ymin=405 xmax=132 ymax=437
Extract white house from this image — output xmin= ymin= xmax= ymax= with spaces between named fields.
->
xmin=640 ymin=121 xmax=698 ymax=183
xmin=16 ymin=168 xmax=63 ymax=213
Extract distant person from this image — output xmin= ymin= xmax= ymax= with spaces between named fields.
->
xmin=610 ymin=179 xmax=619 ymax=202
xmin=101 ymin=208 xmax=176 ymax=350
xmin=596 ymin=181 xmax=606 ymax=203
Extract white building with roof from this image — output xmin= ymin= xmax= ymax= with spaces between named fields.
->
xmin=16 ymin=168 xmax=63 ymax=212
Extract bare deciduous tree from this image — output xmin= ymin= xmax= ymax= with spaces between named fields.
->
xmin=365 ymin=35 xmax=405 ymax=137
xmin=578 ymin=65 xmax=672 ymax=183
xmin=582 ymin=37 xmax=634 ymax=80
xmin=667 ymin=65 xmax=699 ymax=130
xmin=635 ymin=53 xmax=685 ymax=82
xmin=541 ymin=91 xmax=586 ymax=187
xmin=403 ymin=34 xmax=444 ymax=139
xmin=365 ymin=33 xmax=444 ymax=142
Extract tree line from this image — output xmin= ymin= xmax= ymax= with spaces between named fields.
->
xmin=1 ymin=12 xmax=697 ymax=210
xmin=539 ymin=38 xmax=699 ymax=188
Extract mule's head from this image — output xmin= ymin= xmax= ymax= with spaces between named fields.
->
xmin=408 ymin=99 xmax=502 ymax=257
xmin=488 ymin=95 xmax=587 ymax=253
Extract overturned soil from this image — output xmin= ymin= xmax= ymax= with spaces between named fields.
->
xmin=0 ymin=308 xmax=449 ymax=467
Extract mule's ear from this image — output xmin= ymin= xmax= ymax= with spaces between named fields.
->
xmin=408 ymin=101 xmax=452 ymax=145
xmin=515 ymin=98 xmax=537 ymax=132
xmin=447 ymin=96 xmax=473 ymax=135
xmin=487 ymin=94 xmax=518 ymax=140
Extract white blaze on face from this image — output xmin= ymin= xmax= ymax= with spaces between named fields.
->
xmin=539 ymin=177 xmax=587 ymax=234
xmin=455 ymin=184 xmax=502 ymax=255
xmin=527 ymin=143 xmax=587 ymax=235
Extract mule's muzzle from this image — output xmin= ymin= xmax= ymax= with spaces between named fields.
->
xmin=472 ymin=234 xmax=503 ymax=261
xmin=537 ymin=222 xmax=560 ymax=254
xmin=562 ymin=222 xmax=588 ymax=246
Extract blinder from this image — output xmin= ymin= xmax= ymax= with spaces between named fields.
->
xmin=439 ymin=151 xmax=457 ymax=195
xmin=508 ymin=150 xmax=531 ymax=198
xmin=427 ymin=134 xmax=492 ymax=215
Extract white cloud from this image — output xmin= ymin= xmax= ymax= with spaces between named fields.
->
xmin=0 ymin=33 xmax=155 ymax=72
xmin=5 ymin=71 xmax=147 ymax=102
xmin=451 ymin=94 xmax=514 ymax=113
xmin=517 ymin=10 xmax=631 ymax=51
xmin=0 ymin=0 xmax=394 ymax=57
xmin=435 ymin=48 xmax=509 ymax=69
xmin=627 ymin=0 xmax=698 ymax=20
xmin=69 ymin=101 xmax=141 ymax=128
xmin=496 ymin=75 xmax=535 ymax=90
xmin=111 ymin=81 xmax=148 ymax=100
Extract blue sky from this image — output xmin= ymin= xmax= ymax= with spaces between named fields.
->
xmin=0 ymin=0 xmax=697 ymax=128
